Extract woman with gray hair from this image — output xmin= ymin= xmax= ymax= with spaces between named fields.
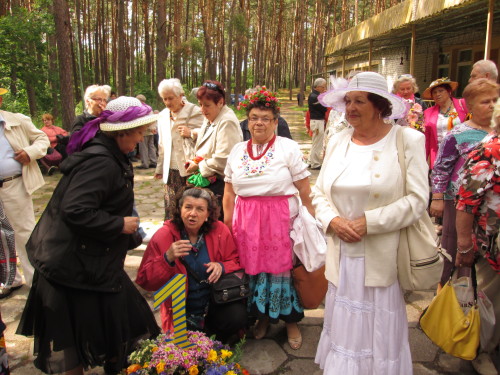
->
xmin=155 ymin=78 xmax=204 ymax=219
xmin=393 ymin=74 xmax=427 ymax=130
xmin=71 ymin=84 xmax=111 ymax=134
xmin=454 ymin=97 xmax=500 ymax=375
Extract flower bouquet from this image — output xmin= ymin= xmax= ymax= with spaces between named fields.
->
xmin=124 ymin=331 xmax=249 ymax=375
xmin=397 ymin=100 xmax=425 ymax=132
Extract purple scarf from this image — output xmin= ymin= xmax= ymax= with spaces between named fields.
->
xmin=67 ymin=103 xmax=153 ymax=154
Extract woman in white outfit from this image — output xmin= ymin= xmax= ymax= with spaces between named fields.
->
xmin=312 ymin=72 xmax=429 ymax=374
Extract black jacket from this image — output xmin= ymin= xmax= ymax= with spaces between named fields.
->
xmin=27 ymin=133 xmax=141 ymax=292
xmin=70 ymin=111 xmax=96 ymax=134
xmin=308 ymin=89 xmax=327 ymax=120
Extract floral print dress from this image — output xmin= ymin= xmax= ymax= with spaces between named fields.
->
xmin=456 ymin=133 xmax=500 ymax=272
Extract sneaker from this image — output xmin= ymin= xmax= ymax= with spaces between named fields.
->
xmin=149 ymin=163 xmax=157 ymax=168
xmin=471 ymin=353 xmax=498 ymax=375
xmin=136 ymin=165 xmax=149 ymax=170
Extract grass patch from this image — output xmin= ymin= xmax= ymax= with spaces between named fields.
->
xmin=287 ymin=105 xmax=308 ymax=113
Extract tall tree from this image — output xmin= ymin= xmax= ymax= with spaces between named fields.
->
xmin=116 ymin=0 xmax=126 ymax=94
xmin=52 ymin=0 xmax=75 ymax=129
xmin=156 ymin=0 xmax=168 ymax=93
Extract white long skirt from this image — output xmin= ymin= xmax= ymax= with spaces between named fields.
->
xmin=315 ymin=254 xmax=412 ymax=375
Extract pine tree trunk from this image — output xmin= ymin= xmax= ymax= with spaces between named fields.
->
xmin=156 ymin=0 xmax=168 ymax=89
xmin=53 ymin=0 xmax=75 ymax=130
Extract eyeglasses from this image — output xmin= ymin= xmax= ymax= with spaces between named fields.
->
xmin=248 ymin=117 xmax=274 ymax=124
xmin=90 ymin=97 xmax=107 ymax=103
xmin=398 ymin=74 xmax=413 ymax=79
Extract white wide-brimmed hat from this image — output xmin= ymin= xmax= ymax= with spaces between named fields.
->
xmin=100 ymin=96 xmax=158 ymax=132
xmin=319 ymin=72 xmax=408 ymax=119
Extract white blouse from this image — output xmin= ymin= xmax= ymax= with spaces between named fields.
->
xmin=225 ymin=137 xmax=310 ymax=214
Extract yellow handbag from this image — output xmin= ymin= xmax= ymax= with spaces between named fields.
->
xmin=420 ymin=267 xmax=480 ymax=360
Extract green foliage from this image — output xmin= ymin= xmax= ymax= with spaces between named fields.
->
xmin=0 ymin=3 xmax=53 ymax=116
xmin=228 ymin=335 xmax=246 ymax=364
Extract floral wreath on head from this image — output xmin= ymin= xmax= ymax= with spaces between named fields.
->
xmin=237 ymin=86 xmax=280 ymax=112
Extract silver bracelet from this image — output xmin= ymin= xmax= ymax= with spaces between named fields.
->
xmin=457 ymin=245 xmax=473 ymax=254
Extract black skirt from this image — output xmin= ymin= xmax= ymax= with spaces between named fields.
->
xmin=17 ymin=271 xmax=160 ymax=374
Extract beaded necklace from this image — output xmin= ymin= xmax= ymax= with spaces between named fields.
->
xmin=247 ymin=134 xmax=277 ymax=160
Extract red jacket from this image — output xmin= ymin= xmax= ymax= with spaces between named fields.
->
xmin=136 ymin=220 xmax=241 ymax=333
xmin=424 ymin=97 xmax=468 ymax=169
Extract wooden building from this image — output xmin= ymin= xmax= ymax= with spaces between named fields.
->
xmin=324 ymin=0 xmax=499 ymax=97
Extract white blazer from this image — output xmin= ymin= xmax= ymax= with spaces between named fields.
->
xmin=1 ymin=110 xmax=49 ymax=195
xmin=155 ymin=102 xmax=203 ymax=182
xmin=311 ymin=125 xmax=429 ymax=287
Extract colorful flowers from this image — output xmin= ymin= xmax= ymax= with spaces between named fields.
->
xmin=125 ymin=331 xmax=247 ymax=375
xmin=238 ymin=86 xmax=281 ymax=113
xmin=396 ymin=99 xmax=425 ymax=132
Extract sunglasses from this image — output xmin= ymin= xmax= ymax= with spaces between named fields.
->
xmin=203 ymin=82 xmax=224 ymax=95
xmin=398 ymin=74 xmax=413 ymax=79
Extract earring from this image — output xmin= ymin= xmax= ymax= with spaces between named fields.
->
xmin=205 ymin=218 xmax=208 ymax=222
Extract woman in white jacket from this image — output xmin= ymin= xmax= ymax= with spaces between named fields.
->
xmin=155 ymin=78 xmax=204 ymax=219
xmin=312 ymin=72 xmax=429 ymax=375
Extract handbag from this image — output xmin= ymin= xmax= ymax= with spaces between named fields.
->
xmin=292 ymin=263 xmax=328 ymax=309
xmin=420 ymin=266 xmax=480 ymax=360
xmin=211 ymin=270 xmax=250 ymax=304
xmin=180 ymin=258 xmax=250 ymax=304
xmin=396 ymin=127 xmax=444 ymax=291
xmin=290 ymin=206 xmax=327 ymax=272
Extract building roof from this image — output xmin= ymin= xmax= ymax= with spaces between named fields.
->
xmin=325 ymin=0 xmax=499 ymax=59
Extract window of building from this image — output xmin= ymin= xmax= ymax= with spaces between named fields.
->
xmin=456 ymin=49 xmax=472 ymax=97
xmin=437 ymin=53 xmax=450 ymax=78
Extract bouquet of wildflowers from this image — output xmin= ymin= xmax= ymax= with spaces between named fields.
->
xmin=397 ymin=100 xmax=425 ymax=132
xmin=124 ymin=331 xmax=249 ymax=375
xmin=237 ymin=86 xmax=280 ymax=112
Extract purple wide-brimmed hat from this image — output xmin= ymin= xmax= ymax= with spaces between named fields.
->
xmin=318 ymin=72 xmax=409 ymax=119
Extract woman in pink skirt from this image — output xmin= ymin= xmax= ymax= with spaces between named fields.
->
xmin=223 ymin=89 xmax=314 ymax=350
xmin=312 ymin=72 xmax=429 ymax=374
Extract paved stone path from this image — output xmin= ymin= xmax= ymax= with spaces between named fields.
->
xmin=2 ymin=100 xmax=491 ymax=374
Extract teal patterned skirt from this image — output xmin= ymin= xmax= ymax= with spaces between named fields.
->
xmin=248 ymin=271 xmax=304 ymax=323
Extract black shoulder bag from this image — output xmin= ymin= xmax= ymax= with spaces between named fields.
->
xmin=179 ymin=258 xmax=250 ymax=304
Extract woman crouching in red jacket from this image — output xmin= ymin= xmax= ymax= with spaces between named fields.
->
xmin=136 ymin=187 xmax=247 ymax=342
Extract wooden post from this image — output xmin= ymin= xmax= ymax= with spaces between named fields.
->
xmin=410 ymin=25 xmax=416 ymax=75
xmin=368 ymin=40 xmax=373 ymax=71
xmin=342 ymin=52 xmax=346 ymax=77
xmin=485 ymin=0 xmax=494 ymax=59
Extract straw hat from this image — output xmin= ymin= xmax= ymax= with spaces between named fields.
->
xmin=100 ymin=96 xmax=158 ymax=131
xmin=422 ymin=77 xmax=458 ymax=100
xmin=318 ymin=72 xmax=408 ymax=119
xmin=0 ymin=88 xmax=7 ymax=96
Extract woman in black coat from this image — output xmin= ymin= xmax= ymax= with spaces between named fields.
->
xmin=18 ymin=97 xmax=161 ymax=375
